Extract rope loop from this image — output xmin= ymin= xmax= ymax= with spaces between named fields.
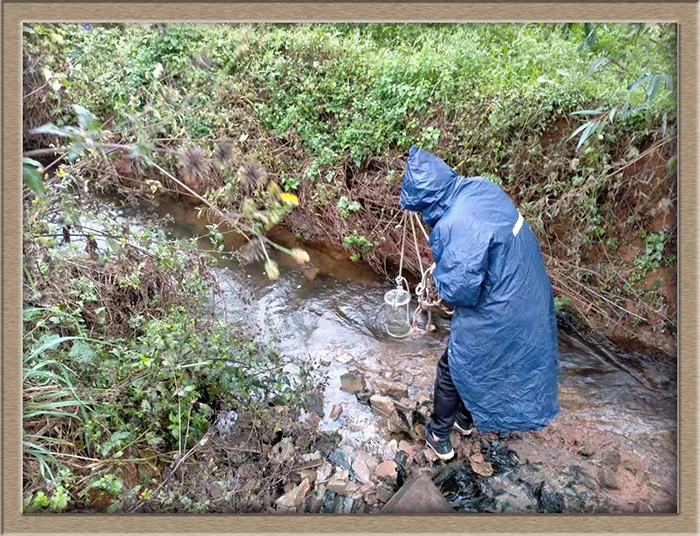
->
xmin=394 ymin=210 xmax=454 ymax=339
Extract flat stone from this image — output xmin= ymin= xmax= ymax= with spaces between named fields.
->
xmin=598 ymin=466 xmax=619 ymax=489
xmin=381 ymin=476 xmax=454 ymax=513
xmin=328 ymin=448 xmax=354 ymax=473
xmin=340 ymin=372 xmax=365 ymax=394
xmin=319 ymin=490 xmax=337 ymax=513
xmin=375 ymin=460 xmax=398 ymax=479
xmin=375 ymin=378 xmax=409 ymax=398
xmin=352 ymin=450 xmax=379 ymax=484
xmin=369 ymin=395 xmax=396 ymax=417
xmin=276 ymin=478 xmax=311 ymax=511
xmin=329 ymin=404 xmax=343 ymax=421
xmin=327 ymin=468 xmax=350 ymax=495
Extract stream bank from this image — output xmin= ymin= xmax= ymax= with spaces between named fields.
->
xmin=121 ymin=197 xmax=677 ymax=513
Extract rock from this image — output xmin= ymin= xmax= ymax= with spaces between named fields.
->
xmin=276 ymin=478 xmax=311 ymax=511
xmin=316 ymin=461 xmax=333 ymax=482
xmin=338 ymin=497 xmax=354 ymax=514
xmin=316 ymin=461 xmax=333 ymax=483
xmin=375 ymin=460 xmax=398 ymax=479
xmin=320 ymin=490 xmax=337 ymax=513
xmin=328 ymin=448 xmax=354 ymax=473
xmin=603 ymin=451 xmax=621 ymax=469
xmin=300 ymin=469 xmax=318 ymax=483
xmin=351 ymin=497 xmax=366 ymax=513
xmin=346 ymin=481 xmax=361 ymax=498
xmin=382 ymin=439 xmax=398 ymax=461
xmin=376 ymin=485 xmax=395 ymax=503
xmin=320 ymin=359 xmax=331 ymax=367
xmin=395 ymin=397 xmax=417 ymax=412
xmin=340 ymin=372 xmax=365 ymax=394
xmin=352 ymin=451 xmax=379 ymax=484
xmin=398 ymin=440 xmax=415 ymax=457
xmin=470 ymin=452 xmax=494 ymax=477
xmin=215 ymin=410 xmax=239 ymax=434
xmin=336 ymin=353 xmax=354 ymax=364
xmin=305 ymin=413 xmax=321 ymax=428
xmin=327 ymin=467 xmax=350 ymax=495
xmin=423 ymin=448 xmax=439 ymax=463
xmin=298 ymin=453 xmax=323 ymax=470
xmin=598 ymin=466 xmax=619 ymax=489
xmin=388 ymin=410 xmax=411 ymax=433
xmin=369 ymin=395 xmax=396 ymax=417
xmin=305 ymin=390 xmax=325 ymax=416
xmin=305 ymin=491 xmax=324 ymax=513
xmin=329 ymin=404 xmax=343 ymax=421
xmin=301 ymin=450 xmax=322 ymax=462
xmin=622 ymin=459 xmax=638 ymax=475
xmin=381 ymin=476 xmax=454 ymax=513
xmin=375 ymin=378 xmax=409 ymax=398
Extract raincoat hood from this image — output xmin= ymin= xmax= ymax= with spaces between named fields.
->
xmin=399 ymin=146 xmax=458 ymax=226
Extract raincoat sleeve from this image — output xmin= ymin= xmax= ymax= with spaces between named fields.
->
xmin=431 ymin=225 xmax=490 ymax=307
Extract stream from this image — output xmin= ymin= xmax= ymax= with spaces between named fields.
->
xmin=96 ymin=197 xmax=678 ymax=513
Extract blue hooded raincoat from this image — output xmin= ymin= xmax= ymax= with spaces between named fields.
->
xmin=400 ymin=146 xmax=560 ymax=432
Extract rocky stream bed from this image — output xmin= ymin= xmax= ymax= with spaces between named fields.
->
xmin=117 ymin=198 xmax=678 ymax=514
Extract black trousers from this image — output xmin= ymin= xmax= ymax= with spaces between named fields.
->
xmin=428 ymin=347 xmax=474 ymax=439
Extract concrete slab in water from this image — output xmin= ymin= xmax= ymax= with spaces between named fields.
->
xmin=380 ymin=476 xmax=454 ymax=514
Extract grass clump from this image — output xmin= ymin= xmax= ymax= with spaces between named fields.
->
xmin=22 ymin=171 xmax=317 ymax=512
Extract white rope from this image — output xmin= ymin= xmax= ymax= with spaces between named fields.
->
xmin=393 ymin=210 xmax=454 ymax=339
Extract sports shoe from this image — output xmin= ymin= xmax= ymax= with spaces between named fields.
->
xmin=425 ymin=427 xmax=455 ymax=461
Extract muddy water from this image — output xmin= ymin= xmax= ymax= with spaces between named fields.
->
xmin=118 ymin=198 xmax=677 ymax=513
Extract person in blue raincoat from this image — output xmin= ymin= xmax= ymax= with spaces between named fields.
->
xmin=400 ymin=146 xmax=560 ymax=461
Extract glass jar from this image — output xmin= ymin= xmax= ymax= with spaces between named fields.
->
xmin=384 ymin=288 xmax=411 ymax=338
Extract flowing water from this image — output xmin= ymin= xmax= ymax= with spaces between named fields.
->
xmin=96 ymin=197 xmax=678 ymax=513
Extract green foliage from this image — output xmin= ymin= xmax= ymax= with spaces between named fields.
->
xmin=24 ymin=22 xmax=675 ymax=179
xmin=336 ymin=196 xmax=362 ymax=218
xmin=624 ymin=230 xmax=671 ymax=294
xmin=554 ymin=296 xmax=572 ymax=312
xmin=22 ymin=176 xmax=316 ymax=510
xmin=23 ymin=158 xmax=45 ymax=195
xmin=343 ymin=231 xmax=375 ymax=254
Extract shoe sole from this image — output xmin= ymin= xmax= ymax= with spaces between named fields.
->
xmin=426 ymin=440 xmax=455 ymax=461
xmin=453 ymin=424 xmax=473 ymax=437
